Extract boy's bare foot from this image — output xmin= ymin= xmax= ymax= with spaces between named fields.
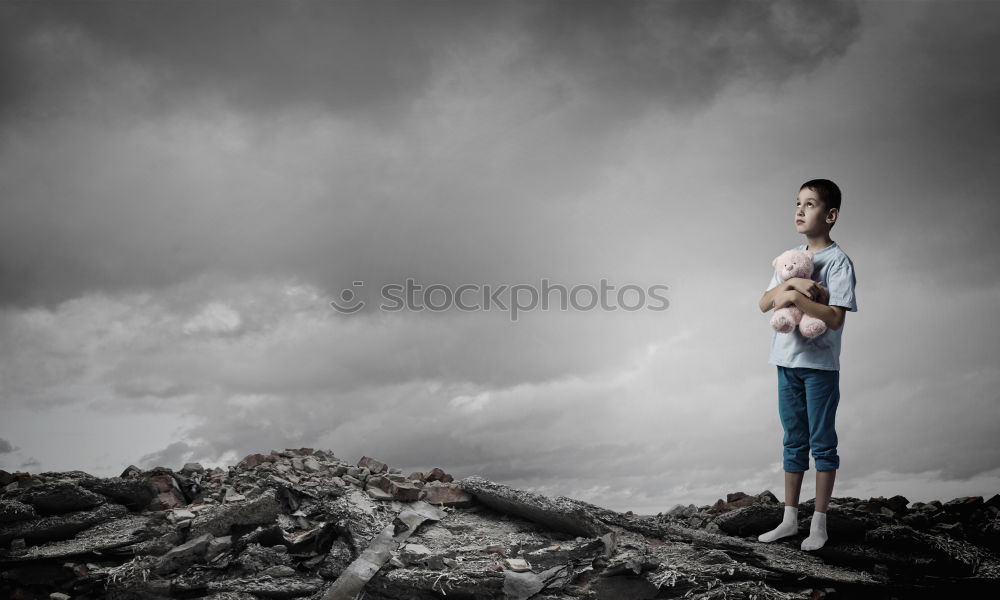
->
xmin=758 ymin=505 xmax=799 ymax=542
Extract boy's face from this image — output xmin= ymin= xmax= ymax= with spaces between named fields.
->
xmin=794 ymin=187 xmax=836 ymax=234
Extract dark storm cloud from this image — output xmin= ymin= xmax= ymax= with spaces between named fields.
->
xmin=0 ymin=437 xmax=15 ymax=453
xmin=0 ymin=0 xmax=487 ymax=121
xmin=520 ymin=0 xmax=862 ymax=111
xmin=0 ymin=0 xmax=863 ymax=308
xmin=0 ymin=0 xmax=861 ymax=123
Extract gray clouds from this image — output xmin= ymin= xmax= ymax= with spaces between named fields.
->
xmin=2 ymin=1 xmax=999 ymax=512
xmin=0 ymin=0 xmax=864 ymax=308
xmin=1 ymin=1 xmax=861 ymax=121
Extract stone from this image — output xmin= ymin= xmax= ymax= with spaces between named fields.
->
xmin=726 ymin=491 xmax=758 ymax=509
xmin=366 ymin=487 xmax=394 ymax=501
xmin=460 ymin=476 xmax=612 ymax=538
xmin=188 ymin=489 xmax=283 ymax=539
xmin=181 ymin=463 xmax=205 ymax=474
xmin=154 ymin=533 xmax=214 ymax=574
xmin=237 ymin=454 xmax=277 ymax=469
xmin=504 ymin=557 xmax=532 ymax=572
xmin=425 ymin=467 xmax=449 ymax=482
xmin=15 ymin=482 xmax=106 ymax=515
xmin=206 ymin=535 xmax=232 ymax=560
xmin=0 ymin=500 xmax=37 ymax=523
xmin=357 ymin=456 xmax=388 ymax=474
xmin=420 ymin=482 xmax=475 ymax=508
xmin=399 ymin=543 xmax=432 ymax=564
xmin=0 ymin=503 xmax=129 ymax=548
xmin=80 ymin=476 xmax=158 ymax=511
xmin=376 ymin=477 xmax=422 ymax=502
xmin=147 ymin=474 xmax=187 ymax=511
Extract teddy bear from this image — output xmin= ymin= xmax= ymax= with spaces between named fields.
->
xmin=770 ymin=249 xmax=829 ymax=338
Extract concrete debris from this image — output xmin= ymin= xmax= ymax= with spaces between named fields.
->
xmin=0 ymin=451 xmax=997 ymax=600
xmin=504 ymin=557 xmax=532 ymax=571
xmin=321 ymin=501 xmax=447 ymax=600
xmin=460 ymin=475 xmax=614 ymax=540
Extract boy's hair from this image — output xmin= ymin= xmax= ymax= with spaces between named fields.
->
xmin=800 ymin=179 xmax=842 ymax=212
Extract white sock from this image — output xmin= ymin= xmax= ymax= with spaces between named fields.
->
xmin=758 ymin=505 xmax=799 ymax=542
xmin=801 ymin=510 xmax=829 ymax=551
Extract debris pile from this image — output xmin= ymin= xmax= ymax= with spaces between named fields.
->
xmin=1 ymin=448 xmax=998 ymax=599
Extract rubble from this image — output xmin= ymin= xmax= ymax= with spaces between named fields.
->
xmin=0 ymin=452 xmax=996 ymax=599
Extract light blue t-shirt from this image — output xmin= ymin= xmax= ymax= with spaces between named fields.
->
xmin=767 ymin=242 xmax=858 ymax=371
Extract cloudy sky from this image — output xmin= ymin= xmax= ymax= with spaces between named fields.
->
xmin=1 ymin=0 xmax=998 ymax=514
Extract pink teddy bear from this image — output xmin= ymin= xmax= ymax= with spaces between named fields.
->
xmin=770 ymin=249 xmax=829 ymax=338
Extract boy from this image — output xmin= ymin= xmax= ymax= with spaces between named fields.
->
xmin=757 ymin=179 xmax=858 ymax=551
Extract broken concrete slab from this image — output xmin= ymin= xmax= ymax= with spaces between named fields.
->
xmin=10 ymin=481 xmax=106 ymax=515
xmin=154 ymin=532 xmax=214 ymax=575
xmin=0 ymin=502 xmax=128 ymax=547
xmin=187 ymin=489 xmax=283 ymax=539
xmin=321 ymin=501 xmax=447 ymax=600
xmin=460 ymin=476 xmax=612 ymax=539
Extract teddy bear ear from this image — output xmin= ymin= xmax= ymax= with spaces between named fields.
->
xmin=772 ymin=256 xmax=780 ymax=268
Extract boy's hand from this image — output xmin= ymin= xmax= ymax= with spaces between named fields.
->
xmin=785 ymin=277 xmax=825 ymax=300
xmin=773 ymin=289 xmax=799 ymax=309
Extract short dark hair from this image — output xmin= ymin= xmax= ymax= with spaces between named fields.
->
xmin=800 ymin=179 xmax=841 ymax=212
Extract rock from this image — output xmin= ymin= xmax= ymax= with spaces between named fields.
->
xmin=713 ymin=503 xmax=782 ymax=536
xmin=147 ymin=473 xmax=187 ymax=511
xmin=399 ymin=543 xmax=432 ymax=565
xmin=0 ymin=502 xmax=129 ymax=548
xmin=0 ymin=500 xmax=37 ymax=523
xmin=460 ymin=476 xmax=612 ymax=538
xmin=425 ymin=467 xmax=453 ymax=483
xmin=420 ymin=482 xmax=475 ymax=507
xmin=366 ymin=487 xmax=394 ymax=501
xmin=188 ymin=489 xmax=283 ymax=539
xmin=376 ymin=477 xmax=422 ymax=502
xmin=181 ymin=462 xmax=205 ymax=475
xmin=943 ymin=496 xmax=984 ymax=517
xmin=504 ymin=557 xmax=532 ymax=572
xmin=79 ymin=476 xmax=158 ymax=511
xmin=726 ymin=491 xmax=758 ymax=509
xmin=318 ymin=539 xmax=353 ymax=580
xmin=154 ymin=533 xmax=214 ymax=574
xmin=14 ymin=481 xmax=106 ymax=515
xmin=357 ymin=456 xmax=388 ymax=474
xmin=238 ymin=454 xmax=277 ymax=469
xmin=341 ymin=474 xmax=363 ymax=487
xmin=206 ymin=535 xmax=233 ymax=560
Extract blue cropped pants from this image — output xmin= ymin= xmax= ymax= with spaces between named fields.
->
xmin=777 ymin=366 xmax=840 ymax=472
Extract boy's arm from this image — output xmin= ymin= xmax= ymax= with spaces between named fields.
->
xmin=759 ymin=277 xmax=824 ymax=313
xmin=786 ymin=292 xmax=847 ymax=330
xmin=759 ymin=281 xmax=790 ymax=313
